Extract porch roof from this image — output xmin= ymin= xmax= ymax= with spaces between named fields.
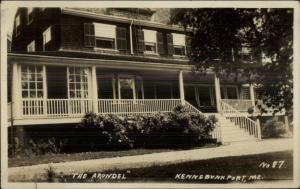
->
xmin=8 ymin=53 xmax=206 ymax=73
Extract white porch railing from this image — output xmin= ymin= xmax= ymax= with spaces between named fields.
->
xmin=22 ymin=99 xmax=93 ymax=118
xmin=20 ymin=98 xmax=182 ymax=118
xmin=220 ymin=100 xmax=261 ymax=139
xmin=221 ymin=99 xmax=253 ymax=112
xmin=185 ymin=101 xmax=222 ymax=143
xmin=98 ymin=99 xmax=182 ymax=116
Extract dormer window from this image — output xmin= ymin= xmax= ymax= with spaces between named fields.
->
xmin=143 ymin=29 xmax=157 ymax=54
xmin=27 ymin=8 xmax=34 ymax=24
xmin=27 ymin=41 xmax=35 ymax=52
xmin=43 ymin=26 xmax=52 ymax=51
xmin=172 ymin=33 xmax=186 ymax=56
xmin=94 ymin=23 xmax=116 ymax=49
xmin=15 ymin=15 xmax=21 ymax=37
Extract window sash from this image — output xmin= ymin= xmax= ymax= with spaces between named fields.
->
xmin=43 ymin=27 xmax=52 ymax=45
xmin=174 ymin=45 xmax=185 ymax=56
xmin=95 ymin=37 xmax=116 ymax=49
xmin=145 ymin=42 xmax=157 ymax=53
xmin=21 ymin=65 xmax=44 ymax=99
xmin=27 ymin=41 xmax=35 ymax=52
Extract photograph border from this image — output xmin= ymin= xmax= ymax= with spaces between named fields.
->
xmin=1 ymin=1 xmax=299 ymax=188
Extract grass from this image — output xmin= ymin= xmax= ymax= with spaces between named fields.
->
xmin=9 ymin=143 xmax=219 ymax=167
xmin=62 ymin=150 xmax=293 ymax=183
xmin=9 ymin=149 xmax=174 ymax=167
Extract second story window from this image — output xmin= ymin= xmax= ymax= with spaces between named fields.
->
xmin=27 ymin=8 xmax=34 ymax=24
xmin=94 ymin=23 xmax=116 ymax=49
xmin=143 ymin=29 xmax=157 ymax=54
xmin=27 ymin=40 xmax=35 ymax=52
xmin=239 ymin=46 xmax=253 ymax=62
xmin=15 ymin=15 xmax=21 ymax=37
xmin=43 ymin=26 xmax=52 ymax=50
xmin=172 ymin=33 xmax=186 ymax=56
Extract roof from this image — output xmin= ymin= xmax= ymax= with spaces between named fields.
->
xmin=61 ymin=8 xmax=187 ymax=32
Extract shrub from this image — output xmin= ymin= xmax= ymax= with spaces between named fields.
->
xmin=8 ymin=137 xmax=23 ymax=157
xmin=25 ymin=138 xmax=64 ymax=156
xmin=262 ymin=117 xmax=288 ymax=138
xmin=80 ymin=105 xmax=217 ymax=149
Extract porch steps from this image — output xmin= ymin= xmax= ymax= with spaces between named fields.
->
xmin=218 ymin=116 xmax=256 ymax=143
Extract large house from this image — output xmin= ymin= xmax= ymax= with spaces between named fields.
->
xmin=8 ymin=8 xmax=271 ymax=145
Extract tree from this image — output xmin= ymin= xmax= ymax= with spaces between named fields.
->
xmin=170 ymin=8 xmax=293 ymax=115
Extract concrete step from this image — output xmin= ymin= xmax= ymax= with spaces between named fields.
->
xmin=218 ymin=115 xmax=257 ymax=143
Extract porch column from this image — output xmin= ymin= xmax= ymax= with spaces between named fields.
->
xmin=12 ymin=63 xmax=20 ymax=119
xmin=91 ymin=66 xmax=98 ymax=113
xmin=214 ymin=74 xmax=222 ymax=113
xmin=179 ymin=71 xmax=185 ymax=105
xmin=249 ymin=83 xmax=255 ymax=107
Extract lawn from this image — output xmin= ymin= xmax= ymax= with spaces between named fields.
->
xmin=63 ymin=150 xmax=293 ymax=183
xmin=9 ymin=143 xmax=219 ymax=167
xmin=8 ymin=149 xmax=174 ymax=167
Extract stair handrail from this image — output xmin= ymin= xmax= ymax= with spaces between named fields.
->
xmin=220 ymin=100 xmax=261 ymax=139
xmin=184 ymin=101 xmax=222 ymax=143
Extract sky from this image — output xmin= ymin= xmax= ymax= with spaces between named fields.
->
xmin=2 ymin=7 xmax=17 ymax=35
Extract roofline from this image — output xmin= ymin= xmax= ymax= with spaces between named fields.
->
xmin=8 ymin=53 xmax=205 ymax=73
xmin=61 ymin=8 xmax=187 ymax=32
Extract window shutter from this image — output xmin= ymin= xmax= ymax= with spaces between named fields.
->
xmin=157 ymin=32 xmax=165 ymax=55
xmin=136 ymin=29 xmax=145 ymax=53
xmin=167 ymin=33 xmax=174 ymax=55
xmin=185 ymin=35 xmax=192 ymax=56
xmin=116 ymin=27 xmax=127 ymax=51
xmin=84 ymin=23 xmax=95 ymax=47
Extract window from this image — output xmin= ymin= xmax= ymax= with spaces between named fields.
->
xmin=143 ymin=29 xmax=157 ymax=54
xmin=94 ymin=23 xmax=116 ymax=49
xmin=174 ymin=45 xmax=185 ymax=56
xmin=68 ymin=67 xmax=89 ymax=98
xmin=15 ymin=15 xmax=21 ymax=37
xmin=43 ymin=26 xmax=52 ymax=50
xmin=172 ymin=33 xmax=186 ymax=56
xmin=239 ymin=46 xmax=253 ymax=62
xmin=21 ymin=65 xmax=44 ymax=98
xmin=119 ymin=77 xmax=135 ymax=99
xmin=27 ymin=8 xmax=34 ymax=24
xmin=27 ymin=41 xmax=35 ymax=52
xmin=221 ymin=86 xmax=238 ymax=99
xmin=98 ymin=75 xmax=114 ymax=99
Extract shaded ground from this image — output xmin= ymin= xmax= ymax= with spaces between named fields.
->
xmin=9 ymin=149 xmax=174 ymax=167
xmin=9 ymin=143 xmax=218 ymax=167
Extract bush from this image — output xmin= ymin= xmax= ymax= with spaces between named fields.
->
xmin=262 ymin=117 xmax=289 ymax=138
xmin=80 ymin=105 xmax=217 ymax=149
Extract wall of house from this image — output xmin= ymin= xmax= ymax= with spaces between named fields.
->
xmin=11 ymin=8 xmax=61 ymax=52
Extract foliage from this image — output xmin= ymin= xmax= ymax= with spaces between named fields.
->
xmin=80 ymin=105 xmax=217 ymax=149
xmin=27 ymin=138 xmax=64 ymax=156
xmin=44 ymin=164 xmax=66 ymax=182
xmin=8 ymin=137 xmax=23 ymax=157
xmin=9 ymin=137 xmax=65 ymax=157
xmin=170 ymin=8 xmax=293 ymax=115
xmin=262 ymin=117 xmax=289 ymax=138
